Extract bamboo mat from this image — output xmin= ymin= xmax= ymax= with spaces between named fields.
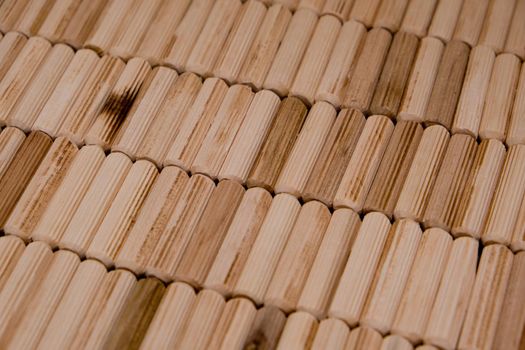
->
xmin=0 ymin=0 xmax=524 ymax=349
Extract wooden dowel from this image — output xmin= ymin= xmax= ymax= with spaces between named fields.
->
xmin=363 ymin=121 xmax=423 ymax=218
xmin=60 ymin=0 xmax=107 ymax=49
xmin=0 ymin=0 xmax=30 ymax=33
xmin=373 ymin=0 xmax=410 ymax=32
xmin=311 ymin=318 xmax=349 ymax=350
xmin=0 ymin=126 xmax=25 ymax=178
xmin=297 ymin=208 xmax=360 ymax=318
xmin=361 ymin=219 xmax=422 ymax=335
xmin=329 ymin=212 xmax=391 ymax=326
xmin=274 ymin=101 xmax=336 ymax=198
xmin=32 ymin=145 xmax=105 ymax=247
xmin=115 ymin=166 xmax=189 ymax=275
xmin=400 ymin=0 xmax=438 ymax=37
xmin=504 ymin=0 xmax=525 ymax=59
xmin=452 ymin=139 xmax=506 ymax=239
xmin=0 ymin=235 xmax=25 ymax=293
xmin=512 ymin=196 xmax=525 ymax=252
xmin=6 ymin=44 xmax=74 ymax=132
xmin=234 ymin=193 xmax=301 ymax=304
xmin=244 ymin=306 xmax=286 ymax=350
xmin=349 ymin=0 xmax=381 ymax=28
xmin=191 ymin=85 xmax=253 ymax=180
xmin=453 ymin=0 xmax=490 ymax=46
xmin=298 ymin=0 xmax=326 ymax=13
xmin=164 ymin=78 xmax=228 ymax=171
xmin=0 ymin=32 xmax=27 ymax=82
xmin=424 ymin=40 xmax=470 ymax=129
xmin=345 ymin=326 xmax=383 ymax=349
xmin=213 ymin=0 xmax=266 ymax=84
xmin=427 ymin=0 xmax=464 ymax=42
xmin=394 ymin=125 xmax=449 ymax=221
xmin=315 ymin=20 xmax=365 ymax=108
xmin=59 ymin=152 xmax=132 ymax=256
xmin=478 ymin=0 xmax=516 ymax=53
xmin=479 ymin=53 xmax=520 ymax=141
xmin=458 ymin=245 xmax=513 ymax=350
xmin=334 ymin=115 xmax=394 ymax=212
xmin=289 ymin=14 xmax=341 ymax=106
xmin=423 ymin=237 xmax=478 ymax=350
xmin=342 ymin=28 xmax=392 ymax=112
xmin=4 ymin=137 xmax=77 ymax=241
xmin=275 ymin=0 xmax=300 ymax=11
xmin=13 ymin=0 xmax=53 ymax=36
xmin=276 ymin=311 xmax=318 ymax=350
xmin=263 ymin=8 xmax=318 ymax=96
xmin=237 ymin=3 xmax=291 ymax=90
xmin=37 ymin=0 xmax=82 ymax=43
xmin=506 ymin=63 xmax=525 ymax=146
xmin=204 ymin=187 xmax=272 ymax=296
xmin=398 ymin=37 xmax=444 ymax=123
xmin=391 ymin=228 xmax=452 ymax=344
xmin=381 ymin=335 xmax=414 ymax=350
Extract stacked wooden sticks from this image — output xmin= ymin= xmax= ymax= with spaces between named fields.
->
xmin=0 ymin=0 xmax=524 ymax=349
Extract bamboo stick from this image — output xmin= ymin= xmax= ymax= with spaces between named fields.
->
xmin=391 ymin=228 xmax=452 ymax=344
xmin=32 ymin=145 xmax=105 ymax=247
xmin=61 ymin=0 xmax=107 ymax=49
xmin=423 ymin=134 xmax=477 ymax=231
xmin=0 ymin=235 xmax=25 ymax=293
xmin=162 ymin=0 xmax=215 ymax=72
xmin=381 ymin=335 xmax=414 ymax=350
xmin=237 ymin=3 xmax=291 ymax=90
xmin=363 ymin=121 xmax=423 ymax=218
xmin=111 ymin=66 xmax=178 ymax=160
xmin=86 ymin=160 xmax=158 ymax=267
xmin=453 ymin=0 xmax=490 ymax=46
xmin=315 ymin=20 xmax=365 ymax=108
xmin=334 ymin=115 xmax=394 ymax=212
xmin=191 ymin=85 xmax=253 ymax=180
xmin=263 ymin=8 xmax=318 ymax=96
xmin=186 ymin=0 xmax=242 ymax=77
xmin=349 ymin=0 xmax=381 ymax=27
xmin=482 ymin=144 xmax=525 ymax=245
xmin=0 ymin=131 xmax=51 ymax=229
xmin=59 ymin=152 xmax=131 ymax=256
xmin=342 ymin=28 xmax=392 ymax=112
xmin=398 ymin=37 xmax=443 ymax=123
xmin=424 ymin=40 xmax=470 ymax=128
xmin=6 ymin=43 xmax=73 ymax=132
xmin=58 ymin=55 xmax=125 ymax=146
xmin=504 ymin=0 xmax=525 ymax=59
xmin=245 ymin=306 xmax=286 ymax=350
xmin=360 ymin=219 xmax=423 ymax=335
xmin=115 ymin=167 xmax=188 ymax=275
xmin=234 ymin=193 xmax=301 ymax=304
xmin=506 ymin=63 xmax=525 ymax=146
xmin=0 ymin=36 xmax=50 ymax=126
xmin=479 ymin=53 xmax=520 ymax=141
xmin=0 ymin=127 xmax=25 ymax=178
xmin=458 ymin=245 xmax=513 ymax=350
xmin=13 ymin=0 xmax=54 ymax=36
xmin=289 ymin=14 xmax=341 ymax=106
xmin=219 ymin=90 xmax=280 ymax=183
xmin=37 ymin=0 xmax=82 ymax=42
xmin=164 ymin=78 xmax=228 ymax=171
xmin=373 ymin=0 xmax=410 ymax=32
xmin=452 ymin=139 xmax=506 ymax=239
xmin=400 ymin=0 xmax=438 ymax=37
xmin=246 ymin=97 xmax=308 ymax=192
xmin=427 ymin=0 xmax=464 ymax=42
xmin=275 ymin=101 xmax=336 ymax=197
xmin=345 ymin=326 xmax=383 ymax=349
xmin=329 ymin=212 xmax=391 ymax=326
xmin=370 ymin=32 xmax=419 ymax=118
xmin=311 ymin=318 xmax=349 ymax=350
xmin=2 ymin=250 xmax=80 ymax=349
xmin=276 ymin=311 xmax=318 ymax=350
xmin=297 ymin=208 xmax=360 ymax=318
xmin=204 ymin=187 xmax=272 ymax=296
xmin=214 ymin=0 xmax=266 ymax=84
xmin=135 ymin=0 xmax=191 ymax=65
xmin=146 ymin=174 xmax=215 ymax=283
xmin=478 ymin=0 xmax=516 ymax=53
xmin=424 ymin=237 xmax=478 ymax=350
xmin=394 ymin=125 xmax=449 ymax=221
xmin=4 ymin=137 xmax=77 ymax=241
xmin=85 ymin=57 xmax=151 ymax=150
xmin=0 ymin=32 xmax=27 ymax=82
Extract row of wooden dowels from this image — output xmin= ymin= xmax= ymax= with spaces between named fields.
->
xmin=0 ymin=235 xmax=523 ymax=350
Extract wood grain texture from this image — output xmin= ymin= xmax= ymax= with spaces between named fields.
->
xmin=361 ymin=219 xmax=422 ymax=335
xmin=61 ymin=0 xmax=107 ymax=49
xmin=37 ymin=0 xmax=82 ymax=42
xmin=204 ymin=187 xmax=272 ymax=296
xmin=329 ymin=212 xmax=391 ymax=326
xmin=373 ymin=0 xmax=409 ymax=32
xmin=342 ymin=27 xmax=392 ymax=112
xmin=275 ymin=101 xmax=336 ymax=197
xmin=394 ymin=125 xmax=449 ymax=221
xmin=176 ymin=180 xmax=245 ymax=288
xmin=506 ymin=63 xmax=525 ymax=146
xmin=303 ymin=108 xmax=365 ymax=207
xmin=345 ymin=326 xmax=383 ymax=349
xmin=0 ymin=126 xmax=25 ymax=178
xmin=512 ymin=192 xmax=525 ymax=252
xmin=424 ymin=40 xmax=470 ymax=129
xmin=13 ymin=0 xmax=54 ymax=36
xmin=458 ymin=245 xmax=513 ymax=350
xmin=311 ymin=318 xmax=349 ymax=350
xmin=4 ymin=137 xmax=77 ymax=241
xmin=263 ymin=8 xmax=318 ymax=96
xmin=424 ymin=237 xmax=478 ymax=350
xmin=0 ymin=235 xmax=25 ymax=294
xmin=478 ymin=0 xmax=516 ymax=53
xmin=334 ymin=114 xmax=394 ymax=212
xmin=381 ymin=334 xmax=414 ymax=350
xmin=349 ymin=0 xmax=381 ymax=27
xmin=59 ymin=152 xmax=132 ymax=256
xmin=234 ymin=193 xmax=301 ymax=305
xmin=298 ymin=0 xmax=326 ymax=13
xmin=32 ymin=145 xmax=105 ymax=247
xmin=453 ymin=0 xmax=490 ymax=46
xmin=370 ymin=31 xmax=419 ymax=118
xmin=0 ymin=32 xmax=27 ymax=83
xmin=363 ymin=121 xmax=423 ymax=218
xmin=0 ymin=0 xmax=30 ymax=33
xmin=427 ymin=0 xmax=463 ymax=42
xmin=423 ymin=134 xmax=477 ymax=231
xmin=276 ymin=311 xmax=318 ymax=350
xmin=504 ymin=0 xmax=525 ymax=59
xmin=298 ymin=208 xmax=360 ymax=319
xmin=245 ymin=306 xmax=286 ymax=350
xmin=398 ymin=37 xmax=443 ymax=123
xmin=400 ymin=0 xmax=437 ymax=37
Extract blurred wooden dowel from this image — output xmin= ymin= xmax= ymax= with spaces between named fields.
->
xmin=311 ymin=318 xmax=349 ymax=350
xmin=276 ymin=311 xmax=318 ymax=350
xmin=0 ymin=235 xmax=25 ymax=294
xmin=453 ymin=0 xmax=490 ymax=46
xmin=244 ymin=306 xmax=286 ymax=350
xmin=0 ymin=127 xmax=25 ymax=178
xmin=427 ymin=0 xmax=463 ymax=42
xmin=478 ymin=0 xmax=516 ymax=53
